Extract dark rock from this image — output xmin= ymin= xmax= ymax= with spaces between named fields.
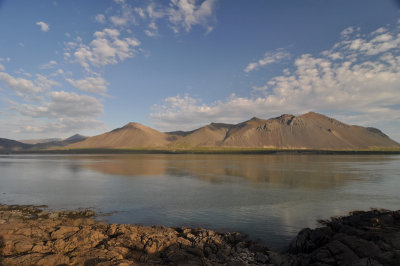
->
xmin=255 ymin=253 xmax=269 ymax=263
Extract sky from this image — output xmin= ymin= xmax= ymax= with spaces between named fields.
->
xmin=0 ymin=0 xmax=400 ymax=141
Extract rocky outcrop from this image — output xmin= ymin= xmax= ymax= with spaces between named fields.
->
xmin=0 ymin=204 xmax=274 ymax=265
xmin=1 ymin=204 xmax=399 ymax=265
xmin=287 ymin=209 xmax=400 ymax=265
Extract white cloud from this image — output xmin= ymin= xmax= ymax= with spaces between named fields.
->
xmin=39 ymin=60 xmax=57 ymax=69
xmin=17 ymin=117 xmax=105 ymax=135
xmin=245 ymin=50 xmax=290 ymax=73
xmin=4 ymin=88 xmax=105 ymax=136
xmin=72 ymin=28 xmax=140 ymax=69
xmin=168 ymin=0 xmax=217 ymax=33
xmin=36 ymin=21 xmax=50 ymax=32
xmin=151 ymin=25 xmax=400 ymax=132
xmin=0 ymin=72 xmax=58 ymax=95
xmin=340 ymin=26 xmax=357 ymax=38
xmin=95 ymin=14 xmax=106 ymax=24
xmin=144 ymin=22 xmax=159 ymax=37
xmin=35 ymin=74 xmax=60 ymax=90
xmin=110 ymin=0 xmax=136 ymax=27
xmin=0 ymin=63 xmax=4 ymax=71
xmin=17 ymin=91 xmax=103 ymax=119
xmin=66 ymin=75 xmax=109 ymax=94
xmin=146 ymin=4 xmax=165 ymax=20
xmin=135 ymin=7 xmax=146 ymax=18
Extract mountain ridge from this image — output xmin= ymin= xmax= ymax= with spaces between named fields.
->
xmin=68 ymin=112 xmax=400 ymax=150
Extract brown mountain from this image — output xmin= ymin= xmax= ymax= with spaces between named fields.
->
xmin=66 ymin=112 xmax=400 ymax=150
xmin=220 ymin=112 xmax=399 ymax=149
xmin=69 ymin=122 xmax=171 ymax=149
xmin=167 ymin=123 xmax=233 ymax=147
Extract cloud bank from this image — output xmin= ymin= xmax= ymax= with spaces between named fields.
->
xmin=151 ymin=25 xmax=400 ymax=131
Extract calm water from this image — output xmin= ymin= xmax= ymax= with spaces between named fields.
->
xmin=0 ymin=154 xmax=399 ymax=249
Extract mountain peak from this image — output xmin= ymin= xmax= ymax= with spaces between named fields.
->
xmin=123 ymin=122 xmax=142 ymax=127
xmin=64 ymin=134 xmax=86 ymax=142
xmin=300 ymin=111 xmax=326 ymax=118
xmin=121 ymin=122 xmax=151 ymax=130
xmin=275 ymin=114 xmax=295 ymax=120
xmin=249 ymin=116 xmax=262 ymax=121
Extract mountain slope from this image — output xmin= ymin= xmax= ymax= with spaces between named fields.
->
xmin=69 ymin=122 xmax=170 ymax=148
xmin=221 ymin=112 xmax=399 ymax=149
xmin=168 ymin=123 xmax=233 ymax=147
xmin=33 ymin=134 xmax=88 ymax=149
xmin=0 ymin=138 xmax=32 ymax=151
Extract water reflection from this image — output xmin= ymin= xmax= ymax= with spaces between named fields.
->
xmin=1 ymin=154 xmax=399 ymax=249
xmin=81 ymin=154 xmax=387 ymax=189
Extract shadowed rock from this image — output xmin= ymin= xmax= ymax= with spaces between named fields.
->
xmin=287 ymin=209 xmax=400 ymax=265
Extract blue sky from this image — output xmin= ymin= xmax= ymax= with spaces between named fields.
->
xmin=0 ymin=0 xmax=400 ymax=141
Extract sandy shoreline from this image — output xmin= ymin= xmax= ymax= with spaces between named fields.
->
xmin=0 ymin=204 xmax=399 ymax=265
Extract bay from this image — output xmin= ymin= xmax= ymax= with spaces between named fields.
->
xmin=0 ymin=154 xmax=399 ymax=249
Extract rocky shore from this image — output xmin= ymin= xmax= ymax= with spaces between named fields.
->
xmin=0 ymin=204 xmax=399 ymax=265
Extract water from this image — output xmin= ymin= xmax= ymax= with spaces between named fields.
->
xmin=0 ymin=154 xmax=399 ymax=249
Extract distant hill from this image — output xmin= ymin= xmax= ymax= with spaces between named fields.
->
xmin=34 ymin=134 xmax=88 ymax=149
xmin=67 ymin=112 xmax=400 ymax=150
xmin=0 ymin=134 xmax=87 ymax=151
xmin=0 ymin=138 xmax=32 ymax=151
xmin=63 ymin=134 xmax=87 ymax=143
xmin=19 ymin=138 xmax=62 ymax=145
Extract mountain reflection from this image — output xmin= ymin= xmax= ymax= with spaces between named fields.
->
xmin=81 ymin=154 xmax=388 ymax=189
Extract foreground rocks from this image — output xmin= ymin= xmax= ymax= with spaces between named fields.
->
xmin=287 ymin=209 xmax=400 ymax=265
xmin=0 ymin=204 xmax=275 ymax=265
xmin=0 ymin=204 xmax=399 ymax=265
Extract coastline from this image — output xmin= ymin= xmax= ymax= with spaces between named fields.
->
xmin=2 ymin=147 xmax=400 ymax=155
xmin=1 ymin=204 xmax=399 ymax=265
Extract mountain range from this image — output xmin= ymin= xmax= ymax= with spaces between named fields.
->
xmin=1 ymin=112 xmax=399 ymax=152
xmin=0 ymin=134 xmax=87 ymax=151
xmin=67 ymin=112 xmax=400 ymax=150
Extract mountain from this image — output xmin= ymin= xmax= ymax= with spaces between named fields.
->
xmin=220 ymin=112 xmax=399 ymax=149
xmin=69 ymin=122 xmax=171 ymax=149
xmin=19 ymin=138 xmax=62 ymax=145
xmin=63 ymin=134 xmax=87 ymax=143
xmin=0 ymin=134 xmax=88 ymax=151
xmin=167 ymin=123 xmax=233 ymax=147
xmin=32 ymin=134 xmax=88 ymax=149
xmin=66 ymin=112 xmax=400 ymax=150
xmin=0 ymin=138 xmax=32 ymax=151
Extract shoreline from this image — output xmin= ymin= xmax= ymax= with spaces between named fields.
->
xmin=2 ymin=148 xmax=400 ymax=155
xmin=1 ymin=204 xmax=399 ymax=265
